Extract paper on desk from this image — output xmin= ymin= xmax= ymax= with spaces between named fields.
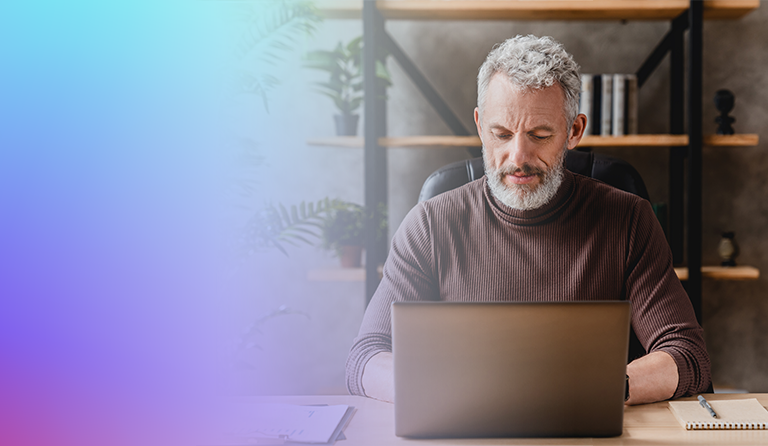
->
xmin=221 ymin=403 xmax=354 ymax=444
xmin=668 ymin=398 xmax=768 ymax=430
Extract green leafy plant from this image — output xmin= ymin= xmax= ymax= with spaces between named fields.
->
xmin=304 ymin=36 xmax=392 ymax=119
xmin=234 ymin=0 xmax=322 ymax=111
xmin=320 ymin=202 xmax=365 ymax=252
xmin=240 ymin=198 xmax=335 ymax=257
xmin=320 ymin=201 xmax=387 ymax=257
xmin=239 ymin=198 xmax=387 ymax=258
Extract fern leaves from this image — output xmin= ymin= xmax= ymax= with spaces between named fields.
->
xmin=233 ymin=0 xmax=321 ymax=110
xmin=241 ymin=198 xmax=340 ymax=256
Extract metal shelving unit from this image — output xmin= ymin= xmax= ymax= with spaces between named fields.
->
xmin=320 ymin=0 xmax=760 ymax=322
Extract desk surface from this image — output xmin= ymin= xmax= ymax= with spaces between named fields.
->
xmin=253 ymin=393 xmax=768 ymax=446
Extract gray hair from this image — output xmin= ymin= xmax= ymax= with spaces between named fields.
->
xmin=477 ymin=35 xmax=581 ymax=128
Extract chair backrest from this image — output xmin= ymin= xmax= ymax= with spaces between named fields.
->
xmin=419 ymin=150 xmax=650 ymax=202
xmin=418 ymin=150 xmax=650 ymax=363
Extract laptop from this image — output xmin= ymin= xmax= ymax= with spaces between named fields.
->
xmin=392 ymin=301 xmax=630 ymax=438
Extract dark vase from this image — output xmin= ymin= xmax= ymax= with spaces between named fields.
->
xmin=718 ymin=231 xmax=739 ymax=267
xmin=334 ymin=114 xmax=360 ymax=136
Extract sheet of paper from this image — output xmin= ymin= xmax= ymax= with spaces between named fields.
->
xmin=668 ymin=398 xmax=768 ymax=429
xmin=222 ymin=403 xmax=352 ymax=444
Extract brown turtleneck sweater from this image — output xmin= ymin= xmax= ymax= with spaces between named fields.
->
xmin=346 ymin=171 xmax=711 ymax=399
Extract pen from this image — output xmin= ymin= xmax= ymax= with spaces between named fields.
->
xmin=698 ymin=395 xmax=718 ymax=418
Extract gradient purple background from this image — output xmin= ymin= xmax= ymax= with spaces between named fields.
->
xmin=1 ymin=1 xmax=245 ymax=444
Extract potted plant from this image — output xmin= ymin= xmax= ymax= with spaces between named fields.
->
xmin=320 ymin=201 xmax=387 ymax=267
xmin=240 ymin=198 xmax=334 ymax=257
xmin=304 ymin=36 xmax=391 ymax=136
xmin=239 ymin=198 xmax=387 ymax=267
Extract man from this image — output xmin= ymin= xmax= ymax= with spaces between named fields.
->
xmin=346 ymin=35 xmax=711 ymax=405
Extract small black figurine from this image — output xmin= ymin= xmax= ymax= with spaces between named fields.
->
xmin=718 ymin=231 xmax=739 ymax=267
xmin=714 ymin=89 xmax=735 ymax=135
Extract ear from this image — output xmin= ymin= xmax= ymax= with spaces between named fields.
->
xmin=474 ymin=107 xmax=483 ymax=142
xmin=567 ymin=113 xmax=588 ymax=151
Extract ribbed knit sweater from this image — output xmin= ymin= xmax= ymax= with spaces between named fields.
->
xmin=346 ymin=171 xmax=711 ymax=399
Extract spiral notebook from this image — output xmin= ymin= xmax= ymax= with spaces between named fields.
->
xmin=668 ymin=398 xmax=768 ymax=430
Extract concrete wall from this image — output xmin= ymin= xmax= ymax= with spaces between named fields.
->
xmin=246 ymin=5 xmax=768 ymax=395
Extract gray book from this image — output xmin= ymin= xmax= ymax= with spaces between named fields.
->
xmin=600 ymin=74 xmax=613 ymax=136
xmin=579 ymin=74 xmax=593 ymax=136
xmin=612 ymin=74 xmax=626 ymax=136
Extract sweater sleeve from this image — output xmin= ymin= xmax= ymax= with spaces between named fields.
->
xmin=624 ymin=199 xmax=712 ymax=398
xmin=345 ymin=203 xmax=439 ymax=396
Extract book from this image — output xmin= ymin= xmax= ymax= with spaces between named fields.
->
xmin=612 ymin=74 xmax=626 ymax=136
xmin=600 ymin=74 xmax=613 ymax=136
xmin=625 ymin=74 xmax=638 ymax=134
xmin=668 ymin=398 xmax=768 ymax=430
xmin=591 ymin=74 xmax=602 ymax=135
xmin=579 ymin=74 xmax=593 ymax=136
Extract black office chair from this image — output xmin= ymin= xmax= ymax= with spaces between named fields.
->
xmin=418 ymin=150 xmax=650 ymax=363
xmin=419 ymin=150 xmax=649 ymax=203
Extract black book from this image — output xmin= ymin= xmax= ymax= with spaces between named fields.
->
xmin=592 ymin=74 xmax=602 ymax=135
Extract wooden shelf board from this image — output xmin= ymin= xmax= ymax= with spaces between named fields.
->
xmin=317 ymin=1 xmax=759 ymax=21
xmin=675 ymin=265 xmax=760 ymax=281
xmin=317 ymin=1 xmax=364 ymax=19
xmin=582 ymin=135 xmax=687 ymax=147
xmin=382 ymin=135 xmax=480 ymax=147
xmin=704 ymin=134 xmax=759 ymax=146
xmin=308 ymin=134 xmax=759 ymax=149
xmin=308 ymin=266 xmax=759 ymax=282
xmin=307 ymin=267 xmax=365 ymax=282
xmin=306 ymin=137 xmax=365 ymax=148
xmin=703 ymin=0 xmax=762 ymax=20
xmin=307 ymin=266 xmax=383 ymax=282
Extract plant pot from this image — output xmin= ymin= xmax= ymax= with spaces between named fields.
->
xmin=334 ymin=114 xmax=360 ymax=136
xmin=338 ymin=245 xmax=363 ymax=268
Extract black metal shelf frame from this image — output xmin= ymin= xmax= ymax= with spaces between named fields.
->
xmin=362 ymin=1 xmax=706 ymax=323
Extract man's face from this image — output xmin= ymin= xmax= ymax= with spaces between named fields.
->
xmin=474 ymin=74 xmax=585 ymax=210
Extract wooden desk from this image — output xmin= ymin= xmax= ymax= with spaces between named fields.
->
xmin=254 ymin=393 xmax=768 ymax=445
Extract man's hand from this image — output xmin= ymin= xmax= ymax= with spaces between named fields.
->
xmin=362 ymin=350 xmax=677 ymax=406
xmin=625 ymin=351 xmax=678 ymax=405
xmin=361 ymin=352 xmax=394 ymax=403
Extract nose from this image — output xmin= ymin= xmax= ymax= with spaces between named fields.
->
xmin=504 ymin=136 xmax=537 ymax=169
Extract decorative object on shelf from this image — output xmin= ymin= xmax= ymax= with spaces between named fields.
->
xmin=320 ymin=200 xmax=387 ymax=268
xmin=714 ymin=89 xmax=736 ymax=135
xmin=718 ymin=231 xmax=739 ymax=267
xmin=334 ymin=113 xmax=360 ymax=137
xmin=337 ymin=245 xmax=364 ymax=268
xmin=304 ymin=36 xmax=391 ymax=136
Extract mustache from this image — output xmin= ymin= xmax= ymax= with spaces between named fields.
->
xmin=496 ymin=163 xmax=547 ymax=177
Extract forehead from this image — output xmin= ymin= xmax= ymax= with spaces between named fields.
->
xmin=483 ymin=74 xmax=566 ymax=127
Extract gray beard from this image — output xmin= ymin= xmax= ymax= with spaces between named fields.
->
xmin=483 ymin=146 xmax=567 ymax=211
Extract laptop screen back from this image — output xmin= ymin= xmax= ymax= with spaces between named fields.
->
xmin=392 ymin=301 xmax=630 ymax=438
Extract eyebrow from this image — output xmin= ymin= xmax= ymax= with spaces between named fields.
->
xmin=488 ymin=123 xmax=556 ymax=133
